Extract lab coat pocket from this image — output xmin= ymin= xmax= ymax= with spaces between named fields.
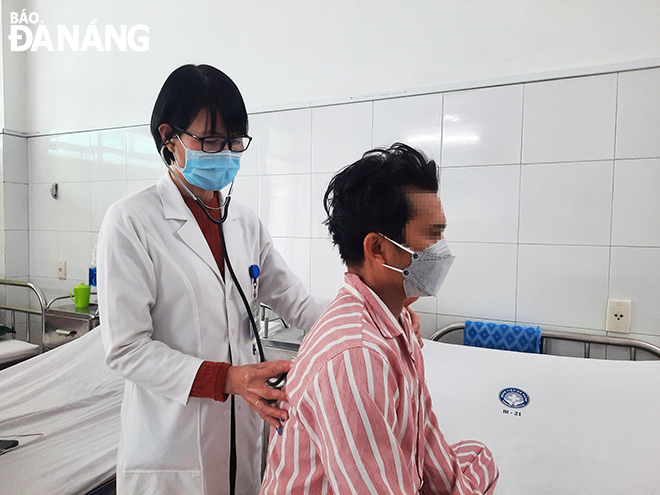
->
xmin=122 ymin=387 xmax=201 ymax=472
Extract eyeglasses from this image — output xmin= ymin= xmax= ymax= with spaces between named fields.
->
xmin=174 ymin=126 xmax=252 ymax=153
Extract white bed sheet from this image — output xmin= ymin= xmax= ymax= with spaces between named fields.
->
xmin=422 ymin=340 xmax=660 ymax=494
xmin=0 ymin=328 xmax=123 ymax=495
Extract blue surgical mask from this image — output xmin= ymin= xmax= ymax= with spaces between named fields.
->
xmin=172 ymin=135 xmax=241 ymax=191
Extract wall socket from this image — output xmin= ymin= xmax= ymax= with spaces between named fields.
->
xmin=57 ymin=260 xmax=67 ymax=280
xmin=606 ymin=299 xmax=631 ymax=333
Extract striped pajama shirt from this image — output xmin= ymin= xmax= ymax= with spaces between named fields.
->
xmin=260 ymin=273 xmax=498 ymax=494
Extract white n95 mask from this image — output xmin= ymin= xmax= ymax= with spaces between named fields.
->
xmin=381 ymin=234 xmax=456 ymax=297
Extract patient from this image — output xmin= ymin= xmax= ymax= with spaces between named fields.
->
xmin=260 ymin=143 xmax=498 ymax=494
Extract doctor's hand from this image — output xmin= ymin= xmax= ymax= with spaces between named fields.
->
xmin=224 ymin=360 xmax=292 ymax=429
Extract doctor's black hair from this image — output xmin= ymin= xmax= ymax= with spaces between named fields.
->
xmin=323 ymin=143 xmax=439 ymax=265
xmin=150 ymin=64 xmax=248 ymax=165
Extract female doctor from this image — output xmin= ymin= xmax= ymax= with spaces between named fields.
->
xmin=98 ymin=64 xmax=328 ymax=495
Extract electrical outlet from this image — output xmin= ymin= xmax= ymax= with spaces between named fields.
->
xmin=606 ymin=299 xmax=631 ymax=333
xmin=57 ymin=260 xmax=67 ymax=280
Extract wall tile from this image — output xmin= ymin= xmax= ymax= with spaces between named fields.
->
xmin=5 ymin=230 xmax=29 ymax=278
xmin=519 ymin=161 xmax=614 ymax=245
xmin=436 ymin=242 xmax=517 ymax=321
xmin=373 ymin=93 xmax=443 ymax=160
xmin=126 ymin=126 xmax=164 ymax=180
xmin=616 ymin=68 xmax=660 ymax=159
xmin=609 ymin=247 xmax=660 ymax=337
xmin=310 ymin=173 xmax=333 ymax=238
xmin=522 ymin=74 xmax=617 ymax=163
xmin=612 ymin=159 xmax=660 ymax=247
xmin=3 ymin=134 xmax=28 ymax=183
xmin=517 ymin=245 xmax=609 ymax=330
xmin=27 ymin=135 xmax=58 ymax=184
xmin=409 ymin=295 xmax=438 ymax=318
xmin=58 ymin=182 xmax=92 ymax=232
xmin=441 ymin=165 xmax=520 ymax=243
xmin=29 ymin=183 xmax=59 ymax=231
xmin=241 ymin=114 xmax=259 ymax=176
xmin=0 ymin=233 xmax=5 ymax=277
xmin=310 ymin=237 xmax=345 ymax=302
xmin=91 ymin=129 xmax=127 ymax=181
xmin=258 ymin=109 xmax=311 ymax=175
xmin=258 ymin=175 xmax=310 ymax=237
xmin=312 ymin=102 xmax=372 ymax=173
xmin=4 ymin=183 xmax=29 ymax=230
xmin=126 ymin=179 xmax=158 ymax=196
xmin=58 ymin=131 xmax=91 ymax=182
xmin=91 ymin=181 xmax=127 ymax=231
xmin=18 ymin=67 xmax=660 ymax=354
xmin=58 ymin=231 xmax=92 ymax=284
xmin=417 ymin=312 xmax=437 ymax=339
xmin=231 ymin=175 xmax=259 ymax=215
xmin=271 ymin=237 xmax=311 ymax=290
xmin=29 ymin=231 xmax=59 ymax=279
xmin=442 ymin=84 xmax=523 ymax=166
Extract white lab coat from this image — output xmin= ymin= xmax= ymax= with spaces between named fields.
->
xmin=98 ymin=173 xmax=327 ymax=495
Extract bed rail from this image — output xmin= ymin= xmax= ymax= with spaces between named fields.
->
xmin=429 ymin=322 xmax=660 ymax=360
xmin=0 ymin=279 xmax=47 ymax=353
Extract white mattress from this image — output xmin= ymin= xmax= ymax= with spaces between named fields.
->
xmin=0 ymin=328 xmax=123 ymax=495
xmin=0 ymin=339 xmax=40 ymax=365
xmin=422 ymin=340 xmax=660 ymax=494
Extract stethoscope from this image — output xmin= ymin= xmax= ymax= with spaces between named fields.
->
xmin=161 ymin=146 xmax=279 ymax=495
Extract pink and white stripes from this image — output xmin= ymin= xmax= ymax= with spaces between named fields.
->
xmin=261 ymin=273 xmax=498 ymax=494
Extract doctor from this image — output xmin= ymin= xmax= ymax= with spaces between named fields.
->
xmin=98 ymin=64 xmax=328 ymax=495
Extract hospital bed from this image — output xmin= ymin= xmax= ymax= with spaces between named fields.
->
xmin=3 ymin=305 xmax=659 ymax=495
xmin=424 ymin=322 xmax=660 ymax=494
xmin=262 ymin=316 xmax=660 ymax=493
xmin=0 ymin=328 xmax=122 ymax=495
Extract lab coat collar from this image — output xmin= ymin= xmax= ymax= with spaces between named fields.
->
xmin=157 ymin=172 xmax=235 ymax=222
xmin=344 ymin=273 xmax=415 ymax=355
xmin=157 ymin=172 xmax=243 ymax=284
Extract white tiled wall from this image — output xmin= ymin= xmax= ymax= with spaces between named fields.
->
xmin=21 ymin=67 xmax=660 ymax=355
xmin=26 ymin=126 xmax=163 ymax=307
xmin=2 ymin=133 xmax=31 ymax=341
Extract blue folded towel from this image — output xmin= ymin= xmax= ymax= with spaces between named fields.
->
xmin=464 ymin=320 xmax=542 ymax=353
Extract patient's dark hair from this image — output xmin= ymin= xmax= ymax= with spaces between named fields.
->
xmin=323 ymin=143 xmax=438 ymax=265
xmin=150 ymin=64 xmax=248 ymax=165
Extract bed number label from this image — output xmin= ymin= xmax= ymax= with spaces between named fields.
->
xmin=502 ymin=408 xmax=522 ymax=417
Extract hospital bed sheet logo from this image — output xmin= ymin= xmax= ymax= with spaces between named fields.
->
xmin=8 ymin=10 xmax=149 ymax=52
xmin=499 ymin=387 xmax=530 ymax=409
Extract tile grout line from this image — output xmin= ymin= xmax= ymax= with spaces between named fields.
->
xmin=436 ymin=94 xmax=445 ymax=320
xmin=514 ymin=84 xmax=526 ymax=324
xmin=308 ymin=110 xmax=314 ymax=290
xmin=604 ymin=73 xmax=621 ymax=358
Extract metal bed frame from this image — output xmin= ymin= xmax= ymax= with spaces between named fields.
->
xmin=430 ymin=322 xmax=660 ymax=360
xmin=0 ymin=279 xmax=48 ymax=354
